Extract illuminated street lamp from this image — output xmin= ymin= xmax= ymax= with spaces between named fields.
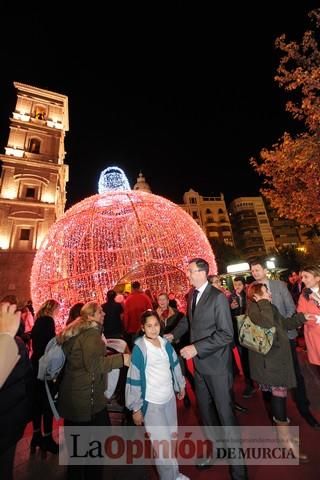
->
xmin=226 ymin=262 xmax=250 ymax=274
xmin=266 ymin=259 xmax=276 ymax=270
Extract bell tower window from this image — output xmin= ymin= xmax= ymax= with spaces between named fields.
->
xmin=20 ymin=229 xmax=31 ymax=241
xmin=26 ymin=187 xmax=36 ymax=198
xmin=34 ymin=106 xmax=46 ymax=120
xmin=29 ymin=138 xmax=41 ymax=154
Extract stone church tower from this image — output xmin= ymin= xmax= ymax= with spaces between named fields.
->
xmin=0 ymin=82 xmax=69 ymax=303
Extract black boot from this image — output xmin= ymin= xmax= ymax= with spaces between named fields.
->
xmin=301 ymin=410 xmax=320 ymax=429
xmin=262 ymin=390 xmax=273 ymax=422
xmin=30 ymin=430 xmax=44 ymax=454
xmin=42 ymin=433 xmax=59 ymax=454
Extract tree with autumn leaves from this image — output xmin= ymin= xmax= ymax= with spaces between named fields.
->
xmin=251 ymin=9 xmax=320 ymax=228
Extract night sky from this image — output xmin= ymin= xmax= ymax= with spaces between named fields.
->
xmin=0 ymin=1 xmax=318 ymax=209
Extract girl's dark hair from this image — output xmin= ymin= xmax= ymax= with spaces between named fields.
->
xmin=66 ymin=302 xmax=85 ymax=325
xmin=140 ymin=309 xmax=161 ymax=326
xmin=106 ymin=290 xmax=117 ymax=301
xmin=233 ymin=276 xmax=245 ymax=285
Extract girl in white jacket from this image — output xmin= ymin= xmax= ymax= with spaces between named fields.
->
xmin=126 ymin=309 xmax=188 ymax=480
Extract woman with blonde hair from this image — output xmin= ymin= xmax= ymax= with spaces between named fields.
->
xmin=297 ymin=265 xmax=320 ymax=367
xmin=30 ymin=299 xmax=60 ymax=455
xmin=57 ymin=301 xmax=130 ymax=480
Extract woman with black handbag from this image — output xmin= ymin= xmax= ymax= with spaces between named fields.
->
xmin=247 ymin=282 xmax=309 ymax=463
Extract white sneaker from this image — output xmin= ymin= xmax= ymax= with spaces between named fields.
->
xmin=176 ymin=474 xmax=190 ymax=480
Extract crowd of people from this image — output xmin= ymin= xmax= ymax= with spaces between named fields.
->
xmin=0 ymin=256 xmax=320 ymax=480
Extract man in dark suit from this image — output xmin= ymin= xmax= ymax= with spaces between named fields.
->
xmin=228 ymin=276 xmax=255 ymax=399
xmin=287 ymin=269 xmax=304 ymax=306
xmin=166 ymin=258 xmax=248 ymax=480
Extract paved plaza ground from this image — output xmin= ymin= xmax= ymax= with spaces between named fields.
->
xmin=13 ymin=349 xmax=320 ymax=480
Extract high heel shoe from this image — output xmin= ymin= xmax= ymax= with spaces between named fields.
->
xmin=42 ymin=434 xmax=59 ymax=455
xmin=30 ymin=431 xmax=44 ymax=455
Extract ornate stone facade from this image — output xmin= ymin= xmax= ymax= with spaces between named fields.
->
xmin=0 ymin=82 xmax=69 ymax=303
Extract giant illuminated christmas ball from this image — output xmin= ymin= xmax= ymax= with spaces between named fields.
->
xmin=31 ymin=190 xmax=217 ymax=328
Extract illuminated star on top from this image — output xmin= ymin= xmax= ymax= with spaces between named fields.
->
xmin=98 ymin=166 xmax=131 ymax=193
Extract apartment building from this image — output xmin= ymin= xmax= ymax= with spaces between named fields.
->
xmin=229 ymin=196 xmax=276 ymax=260
xmin=180 ymin=189 xmax=234 ymax=246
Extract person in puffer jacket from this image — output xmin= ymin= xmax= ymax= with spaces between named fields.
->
xmin=126 ymin=309 xmax=188 ymax=480
xmin=57 ymin=301 xmax=130 ymax=480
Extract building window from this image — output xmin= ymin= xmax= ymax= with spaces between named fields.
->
xmin=34 ymin=106 xmax=47 ymax=120
xmin=35 ymin=111 xmax=46 ymax=120
xmin=190 ymin=197 xmax=197 ymax=204
xmin=20 ymin=229 xmax=30 ymax=241
xmin=21 ymin=185 xmax=39 ymax=200
xmin=28 ymin=138 xmax=41 ymax=154
xmin=207 ymin=227 xmax=219 ymax=233
xmin=192 ymin=211 xmax=199 ymax=219
xmin=26 ymin=187 xmax=36 ymax=198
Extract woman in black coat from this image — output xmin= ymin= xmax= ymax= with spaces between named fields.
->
xmin=30 ymin=299 xmax=60 ymax=455
xmin=247 ymin=282 xmax=308 ymax=462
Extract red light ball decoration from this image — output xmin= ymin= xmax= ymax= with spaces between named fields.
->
xmin=31 ymin=190 xmax=217 ymax=329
